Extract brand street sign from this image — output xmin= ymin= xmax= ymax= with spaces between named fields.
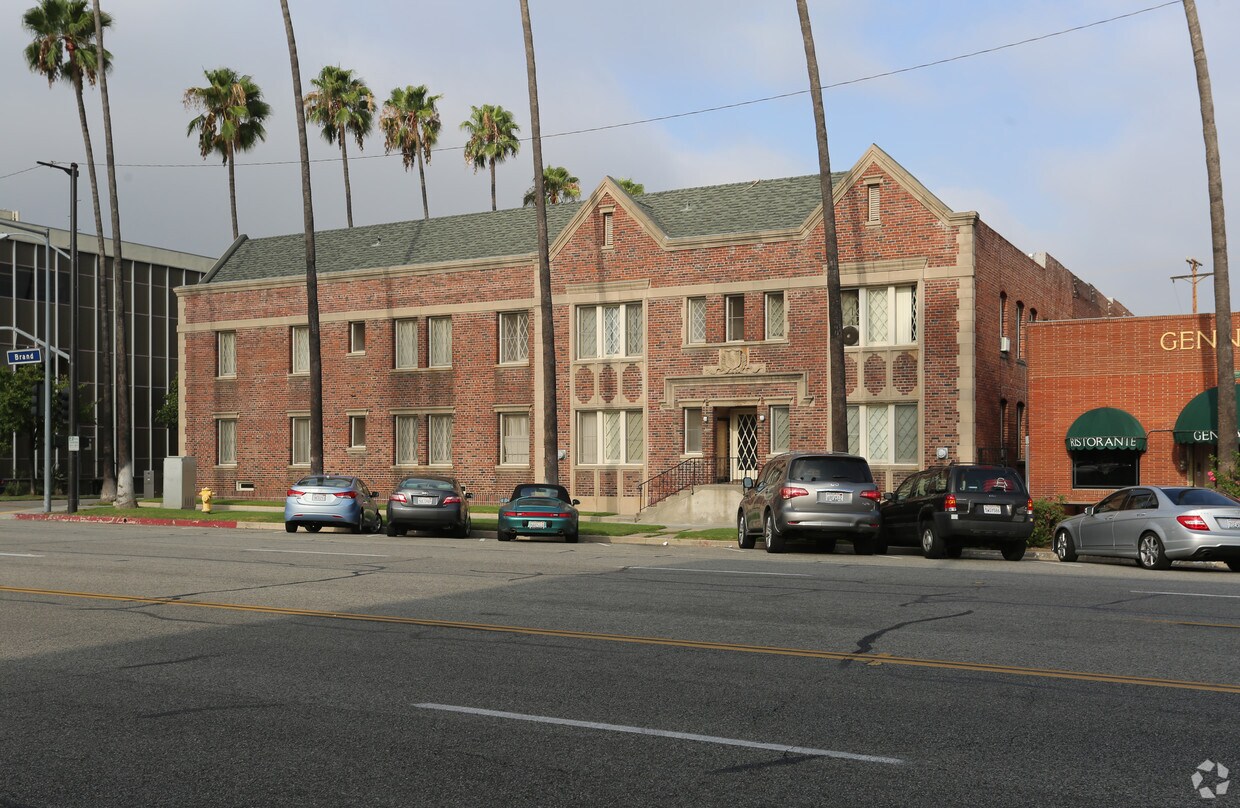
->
xmin=6 ymin=348 xmax=42 ymax=365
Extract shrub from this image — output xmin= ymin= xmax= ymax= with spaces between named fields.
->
xmin=1208 ymin=452 xmax=1240 ymax=500
xmin=1030 ymin=496 xmax=1067 ymax=547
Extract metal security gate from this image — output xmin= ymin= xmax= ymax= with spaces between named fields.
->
xmin=731 ymin=412 xmax=758 ymax=480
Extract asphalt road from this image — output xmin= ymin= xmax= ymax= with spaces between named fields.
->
xmin=1 ymin=520 xmax=1237 ymax=807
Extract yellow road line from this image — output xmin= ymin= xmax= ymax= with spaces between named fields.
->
xmin=1151 ymin=618 xmax=1240 ymax=630
xmin=4 ymin=584 xmax=1239 ymax=694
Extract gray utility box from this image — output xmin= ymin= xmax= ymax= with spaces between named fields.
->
xmin=143 ymin=469 xmax=156 ymax=500
xmin=163 ymin=457 xmax=197 ymax=510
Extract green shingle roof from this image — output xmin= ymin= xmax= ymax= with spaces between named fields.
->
xmin=205 ymin=172 xmax=848 ymax=285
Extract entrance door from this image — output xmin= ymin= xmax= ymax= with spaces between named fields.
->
xmin=731 ymin=411 xmax=759 ymax=480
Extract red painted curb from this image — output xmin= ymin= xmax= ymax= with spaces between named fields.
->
xmin=16 ymin=513 xmax=240 ymax=528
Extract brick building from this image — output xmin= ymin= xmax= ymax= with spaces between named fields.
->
xmin=1027 ymin=312 xmax=1237 ymax=506
xmin=177 ymin=145 xmax=1127 ymax=511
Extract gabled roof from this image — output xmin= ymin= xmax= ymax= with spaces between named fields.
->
xmin=203 ymin=170 xmax=849 ymax=285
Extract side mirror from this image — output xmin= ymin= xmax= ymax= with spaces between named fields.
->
xmin=571 ymin=498 xmax=581 ymax=505
xmin=500 ymin=498 xmax=510 ymax=504
xmin=742 ymin=476 xmax=754 ymax=490
xmin=883 ymin=491 xmax=895 ymax=501
xmin=1085 ymin=506 xmax=1095 ymax=516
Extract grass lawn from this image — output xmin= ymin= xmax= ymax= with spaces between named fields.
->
xmin=82 ymin=505 xmax=284 ymax=523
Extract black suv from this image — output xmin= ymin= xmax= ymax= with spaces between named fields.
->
xmin=879 ymin=464 xmax=1032 ymax=560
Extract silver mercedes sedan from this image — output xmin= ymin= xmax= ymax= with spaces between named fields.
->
xmin=1053 ymin=486 xmax=1240 ymax=571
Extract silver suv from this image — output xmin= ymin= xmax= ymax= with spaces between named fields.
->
xmin=737 ymin=452 xmax=882 ymax=554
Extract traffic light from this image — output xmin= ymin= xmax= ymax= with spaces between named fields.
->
xmin=30 ymin=385 xmax=41 ymax=420
xmin=56 ymin=386 xmax=70 ymax=414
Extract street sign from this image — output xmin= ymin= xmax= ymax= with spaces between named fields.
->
xmin=68 ymin=436 xmax=80 ymax=452
xmin=6 ymin=348 xmax=41 ymax=365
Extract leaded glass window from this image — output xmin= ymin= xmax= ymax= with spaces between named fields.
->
xmin=866 ymin=287 xmax=889 ymax=344
xmin=688 ymin=297 xmax=707 ymax=344
xmin=429 ymin=316 xmax=452 ymax=368
xmin=499 ymin=311 xmax=529 ymax=363
xmin=396 ymin=415 xmax=418 ymax=465
xmin=765 ymin=293 xmax=785 ymax=340
xmin=217 ymin=331 xmax=236 ymax=377
xmin=577 ymin=307 xmax=598 ymax=359
xmin=217 ymin=419 xmax=236 ymax=465
xmin=429 ymin=414 xmax=452 ymax=465
xmin=291 ymin=326 xmax=309 ymax=374
xmin=395 ymin=319 xmax=417 ymax=369
xmin=625 ymin=303 xmax=643 ymax=356
xmin=626 ymin=411 xmax=644 ymax=462
xmin=895 ymin=404 xmax=918 ymax=463
xmin=770 ymin=406 xmax=790 ymax=454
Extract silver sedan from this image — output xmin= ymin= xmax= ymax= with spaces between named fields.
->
xmin=1052 ymin=486 xmax=1240 ymax=571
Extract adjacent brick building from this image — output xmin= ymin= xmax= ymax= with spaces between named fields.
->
xmin=177 ymin=145 xmax=1127 ymax=511
xmin=1027 ymin=312 xmax=1237 ymax=505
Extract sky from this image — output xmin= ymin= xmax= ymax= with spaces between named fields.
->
xmin=1 ymin=0 xmax=1237 ymax=317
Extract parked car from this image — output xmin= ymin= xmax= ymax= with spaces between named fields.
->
xmin=497 ymin=484 xmax=581 ymax=543
xmin=284 ymin=474 xmax=382 ymax=534
xmin=386 ymin=475 xmax=472 ymax=537
xmin=1053 ymin=486 xmax=1240 ymax=571
xmin=737 ymin=452 xmax=881 ymax=554
xmin=880 ymin=464 xmax=1032 ymax=560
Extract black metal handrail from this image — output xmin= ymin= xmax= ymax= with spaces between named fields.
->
xmin=636 ymin=456 xmax=735 ymax=512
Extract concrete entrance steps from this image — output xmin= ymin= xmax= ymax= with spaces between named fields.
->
xmin=633 ymin=483 xmax=741 ymax=528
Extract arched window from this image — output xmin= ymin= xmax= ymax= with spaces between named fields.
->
xmin=1016 ymin=402 xmax=1026 ymax=459
xmin=1015 ymin=301 xmax=1024 ymax=359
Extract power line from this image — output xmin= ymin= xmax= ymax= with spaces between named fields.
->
xmin=5 ymin=1 xmax=1181 ymax=174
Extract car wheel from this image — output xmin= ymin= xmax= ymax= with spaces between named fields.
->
xmin=285 ymin=522 xmax=297 ymax=533
xmin=1001 ymin=542 xmax=1026 ymax=561
xmin=372 ymin=515 xmax=384 ymax=534
xmin=386 ymin=520 xmax=399 ymax=537
xmin=565 ymin=530 xmax=579 ymax=544
xmin=737 ymin=512 xmax=755 ymax=549
xmin=456 ymin=517 xmax=472 ymax=538
xmin=498 ymin=530 xmax=513 ymax=542
xmin=763 ymin=512 xmax=785 ymax=554
xmin=1138 ymin=532 xmax=1171 ymax=570
xmin=1054 ymin=529 xmax=1078 ymax=562
xmin=305 ymin=525 xmax=321 ymax=534
xmin=920 ymin=522 xmax=946 ymax=559
xmin=1226 ymin=560 xmax=1240 ymax=572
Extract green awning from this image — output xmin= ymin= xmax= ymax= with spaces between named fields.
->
xmin=1065 ymin=407 xmax=1147 ymax=451
xmin=1174 ymin=384 xmax=1240 ymax=444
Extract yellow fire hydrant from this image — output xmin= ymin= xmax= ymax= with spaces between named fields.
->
xmin=200 ymin=487 xmax=214 ymax=514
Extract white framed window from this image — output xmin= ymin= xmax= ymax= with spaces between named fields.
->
xmin=576 ymin=303 xmax=643 ymax=359
xmin=349 ymin=321 xmax=365 ymax=354
xmin=217 ymin=331 xmax=236 ymax=378
xmin=395 ymin=319 xmax=417 ymax=369
xmin=395 ymin=415 xmax=418 ymax=465
xmin=500 ymin=413 xmax=530 ymax=466
xmin=291 ymin=416 xmax=310 ymax=465
xmin=725 ymin=295 xmax=745 ymax=342
xmin=577 ymin=410 xmax=644 ymax=465
xmin=765 ymin=292 xmax=785 ymax=340
xmin=349 ymin=415 xmax=366 ymax=449
xmin=217 ymin=418 xmax=237 ymax=465
xmin=684 ymin=408 xmax=703 ymax=455
xmin=769 ymin=405 xmax=790 ymax=454
xmin=291 ymin=325 xmax=309 ymax=374
xmin=687 ymin=297 xmax=707 ymax=344
xmin=841 ymin=285 xmax=917 ymax=347
xmin=429 ymin=414 xmax=453 ymax=465
xmin=846 ymin=403 xmax=918 ymax=464
xmin=499 ymin=311 xmax=529 ymax=364
xmin=429 ymin=316 xmax=452 ymax=368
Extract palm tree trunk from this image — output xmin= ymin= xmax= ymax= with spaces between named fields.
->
xmin=489 ymin=158 xmax=498 ymax=212
xmin=280 ymin=0 xmax=324 ymax=476
xmin=520 ymin=0 xmax=559 ymax=485
xmin=416 ymin=148 xmax=430 ymax=220
xmin=796 ymin=0 xmax=847 ymax=453
xmin=93 ymin=0 xmax=134 ymax=508
xmin=227 ymin=147 xmax=239 ymax=240
xmin=339 ymin=132 xmax=354 ymax=228
xmin=1183 ymin=0 xmax=1235 ymax=475
xmin=71 ymin=73 xmax=116 ymax=502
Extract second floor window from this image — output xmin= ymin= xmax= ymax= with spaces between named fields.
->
xmin=349 ymin=321 xmax=365 ymax=354
xmin=429 ymin=316 xmax=452 ymax=368
xmin=687 ymin=297 xmax=707 ymax=344
xmin=395 ymin=319 xmax=417 ymax=369
xmin=841 ymin=285 xmax=917 ymax=347
xmin=499 ymin=311 xmax=529 ymax=364
xmin=725 ymin=295 xmax=745 ymax=342
xmin=577 ymin=303 xmax=642 ymax=359
xmin=291 ymin=326 xmax=309 ymax=374
xmin=765 ymin=292 xmax=785 ymax=340
xmin=217 ymin=331 xmax=236 ymax=377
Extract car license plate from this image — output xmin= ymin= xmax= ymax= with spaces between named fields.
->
xmin=527 ymin=520 xmax=547 ymax=529
xmin=983 ymin=505 xmax=1002 ymax=515
xmin=820 ymin=491 xmax=848 ymax=504
xmin=1218 ymin=517 xmax=1240 ymax=529
xmin=415 ymin=497 xmax=436 ymax=506
xmin=312 ymin=493 xmax=327 ymax=502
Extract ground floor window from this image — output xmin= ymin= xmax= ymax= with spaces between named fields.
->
xmin=291 ymin=416 xmax=310 ymax=465
xmin=846 ymin=403 xmax=918 ymax=463
xmin=500 ymin=413 xmax=530 ymax=466
xmin=577 ymin=410 xmax=643 ymax=465
xmin=1071 ymin=450 xmax=1140 ymax=488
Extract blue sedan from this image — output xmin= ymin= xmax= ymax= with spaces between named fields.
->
xmin=285 ymin=475 xmax=383 ymax=534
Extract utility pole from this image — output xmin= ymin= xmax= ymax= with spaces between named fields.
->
xmin=1171 ymin=257 xmax=1213 ymax=315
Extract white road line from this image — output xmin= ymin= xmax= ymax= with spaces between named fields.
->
xmin=243 ymin=549 xmax=389 ymax=558
xmin=0 ymin=552 xmax=43 ymax=557
xmin=1132 ymin=590 xmax=1240 ymax=600
xmin=416 ymin=703 xmax=903 ymax=764
xmin=630 ymin=566 xmax=813 ymax=577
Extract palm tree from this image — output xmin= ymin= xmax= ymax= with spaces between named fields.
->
xmin=1182 ymin=0 xmax=1234 ymax=476
xmin=522 ymin=165 xmax=580 ymax=206
xmin=796 ymin=0 xmax=848 ymax=456
xmin=21 ymin=0 xmax=117 ymax=501
xmin=305 ymin=65 xmax=374 ymax=228
xmin=279 ymin=0 xmax=324 ymax=475
xmin=460 ymin=104 xmax=521 ymax=211
xmin=379 ymin=85 xmax=442 ymax=220
xmin=616 ymin=177 xmax=644 ymax=196
xmin=184 ymin=68 xmax=271 ymax=240
xmin=519 ymin=0 xmax=559 ymax=484
xmin=90 ymin=0 xmax=135 ymax=508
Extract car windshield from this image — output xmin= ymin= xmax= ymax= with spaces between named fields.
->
xmin=1161 ymin=487 xmax=1240 ymax=507
xmin=401 ymin=478 xmax=455 ymax=491
xmin=958 ymin=469 xmax=1025 ymax=494
xmin=296 ymin=476 xmax=353 ymax=489
xmin=514 ymin=485 xmax=571 ymax=502
xmin=788 ymin=457 xmax=872 ymax=483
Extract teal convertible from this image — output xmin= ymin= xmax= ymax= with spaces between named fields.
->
xmin=497 ymin=484 xmax=581 ymax=543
